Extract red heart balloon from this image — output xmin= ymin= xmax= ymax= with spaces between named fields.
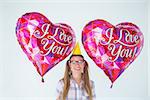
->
xmin=16 ymin=12 xmax=76 ymax=78
xmin=82 ymin=19 xmax=144 ymax=86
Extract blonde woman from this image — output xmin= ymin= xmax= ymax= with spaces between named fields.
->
xmin=56 ymin=43 xmax=96 ymax=100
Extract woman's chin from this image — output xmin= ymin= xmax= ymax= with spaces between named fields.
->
xmin=73 ymin=69 xmax=82 ymax=73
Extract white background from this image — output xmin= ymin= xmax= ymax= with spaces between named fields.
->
xmin=0 ymin=0 xmax=149 ymax=100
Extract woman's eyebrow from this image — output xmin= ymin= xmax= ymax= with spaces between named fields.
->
xmin=70 ymin=59 xmax=84 ymax=61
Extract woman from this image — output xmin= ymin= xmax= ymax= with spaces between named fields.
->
xmin=56 ymin=43 xmax=96 ymax=100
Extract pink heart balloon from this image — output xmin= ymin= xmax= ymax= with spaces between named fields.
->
xmin=82 ymin=19 xmax=144 ymax=86
xmin=16 ymin=12 xmax=76 ymax=79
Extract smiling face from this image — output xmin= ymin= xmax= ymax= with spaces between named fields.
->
xmin=69 ymin=56 xmax=85 ymax=75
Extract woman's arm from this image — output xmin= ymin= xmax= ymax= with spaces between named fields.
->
xmin=91 ymin=80 xmax=96 ymax=99
xmin=56 ymin=80 xmax=64 ymax=100
xmin=56 ymin=91 xmax=62 ymax=100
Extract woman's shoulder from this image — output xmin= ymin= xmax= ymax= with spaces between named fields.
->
xmin=89 ymin=80 xmax=95 ymax=87
xmin=58 ymin=78 xmax=64 ymax=84
xmin=56 ymin=79 xmax=64 ymax=90
xmin=90 ymin=80 xmax=95 ymax=84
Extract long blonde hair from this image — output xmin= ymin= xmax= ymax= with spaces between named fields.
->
xmin=62 ymin=55 xmax=92 ymax=100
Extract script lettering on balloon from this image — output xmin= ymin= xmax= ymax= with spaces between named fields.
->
xmin=99 ymin=28 xmax=139 ymax=62
xmin=33 ymin=23 xmax=73 ymax=56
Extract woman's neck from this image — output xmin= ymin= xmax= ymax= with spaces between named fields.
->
xmin=72 ymin=73 xmax=82 ymax=85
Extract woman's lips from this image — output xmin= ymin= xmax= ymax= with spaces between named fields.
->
xmin=73 ymin=67 xmax=81 ymax=71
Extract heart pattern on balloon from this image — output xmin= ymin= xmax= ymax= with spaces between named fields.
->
xmin=82 ymin=19 xmax=144 ymax=86
xmin=16 ymin=12 xmax=76 ymax=78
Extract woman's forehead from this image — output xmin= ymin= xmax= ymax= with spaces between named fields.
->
xmin=70 ymin=56 xmax=84 ymax=60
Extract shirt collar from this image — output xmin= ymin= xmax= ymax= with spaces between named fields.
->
xmin=70 ymin=77 xmax=84 ymax=88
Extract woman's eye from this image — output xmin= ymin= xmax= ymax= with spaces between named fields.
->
xmin=78 ymin=61 xmax=83 ymax=64
xmin=72 ymin=61 xmax=76 ymax=64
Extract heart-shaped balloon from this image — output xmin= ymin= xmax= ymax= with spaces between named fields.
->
xmin=16 ymin=12 xmax=76 ymax=79
xmin=82 ymin=19 xmax=144 ymax=86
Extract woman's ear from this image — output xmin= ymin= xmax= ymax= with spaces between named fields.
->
xmin=67 ymin=60 xmax=70 ymax=66
xmin=81 ymin=69 xmax=84 ymax=74
xmin=67 ymin=60 xmax=72 ymax=70
xmin=68 ymin=60 xmax=71 ymax=66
